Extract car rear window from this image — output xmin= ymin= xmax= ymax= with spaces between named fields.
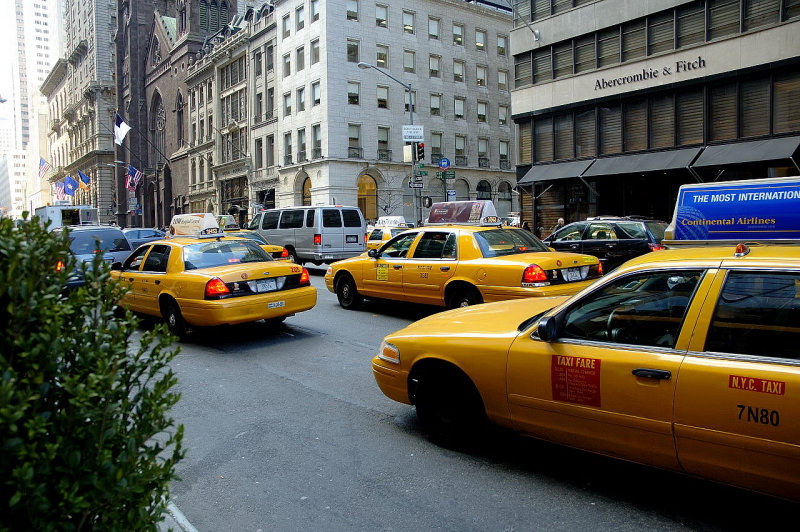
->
xmin=69 ymin=230 xmax=131 ymax=254
xmin=230 ymin=231 xmax=267 ymax=244
xmin=645 ymin=222 xmax=667 ymax=241
xmin=182 ymin=240 xmax=271 ymax=270
xmin=368 ymin=229 xmax=383 ymax=241
xmin=615 ymin=222 xmax=647 ymax=239
xmin=474 ymin=229 xmax=550 ymax=257
xmin=342 ymin=209 xmax=363 ymax=227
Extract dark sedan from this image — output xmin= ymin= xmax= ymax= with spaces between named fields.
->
xmin=123 ymin=228 xmax=166 ymax=249
xmin=543 ymin=216 xmax=667 ymax=272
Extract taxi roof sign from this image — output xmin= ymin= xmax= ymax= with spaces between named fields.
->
xmin=664 ymin=176 xmax=800 ymax=246
xmin=426 ymin=200 xmax=500 ymax=226
xmin=169 ymin=213 xmax=223 ymax=237
xmin=375 ymin=215 xmax=407 ymax=227
xmin=216 ymin=214 xmax=240 ymax=230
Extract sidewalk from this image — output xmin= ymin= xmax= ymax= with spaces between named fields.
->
xmin=158 ymin=502 xmax=198 ymax=532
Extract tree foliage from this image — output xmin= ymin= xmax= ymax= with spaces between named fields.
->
xmin=0 ymin=216 xmax=184 ymax=531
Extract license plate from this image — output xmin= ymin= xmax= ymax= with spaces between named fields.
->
xmin=323 ymin=254 xmax=334 ymax=259
xmin=563 ymin=268 xmax=582 ymax=282
xmin=268 ymin=300 xmax=285 ymax=309
xmin=257 ymin=278 xmax=277 ymax=292
xmin=346 ymin=235 xmax=358 ymax=243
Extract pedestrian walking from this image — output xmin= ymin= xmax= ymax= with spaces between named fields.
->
xmin=552 ymin=217 xmax=565 ymax=233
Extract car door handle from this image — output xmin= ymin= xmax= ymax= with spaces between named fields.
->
xmin=632 ymin=368 xmax=672 ymax=380
xmin=393 ymin=265 xmax=402 ymax=269
xmin=154 ymin=280 xmax=161 ymax=285
xmin=440 ymin=266 xmax=450 ymax=271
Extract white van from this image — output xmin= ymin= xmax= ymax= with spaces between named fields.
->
xmin=249 ymin=205 xmax=366 ymax=265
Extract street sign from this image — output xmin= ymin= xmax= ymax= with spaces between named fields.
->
xmin=416 ymin=163 xmax=425 ymax=169
xmin=438 ymin=157 xmax=451 ymax=170
xmin=408 ymin=181 xmax=423 ymax=189
xmin=447 ymin=189 xmax=457 ymax=201
xmin=442 ymin=170 xmax=456 ymax=180
xmin=418 ymin=171 xmax=428 ymax=176
xmin=402 ymin=125 xmax=424 ymax=142
xmin=414 ymin=174 xmax=423 ymax=182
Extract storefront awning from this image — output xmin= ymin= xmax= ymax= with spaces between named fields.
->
xmin=517 ymin=159 xmax=595 ymax=185
xmin=583 ymin=147 xmax=703 ymax=177
xmin=691 ymin=136 xmax=800 ymax=168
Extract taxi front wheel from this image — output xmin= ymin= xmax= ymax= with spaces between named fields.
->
xmin=336 ymin=274 xmax=362 ymax=309
xmin=415 ymin=368 xmax=487 ymax=445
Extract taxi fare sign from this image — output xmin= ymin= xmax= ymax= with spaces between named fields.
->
xmin=551 ymin=355 xmax=601 ymax=407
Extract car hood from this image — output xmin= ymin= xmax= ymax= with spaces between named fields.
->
xmin=390 ymin=296 xmax=569 ymax=339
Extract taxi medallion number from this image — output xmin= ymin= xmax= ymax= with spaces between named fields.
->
xmin=257 ymin=278 xmax=277 ymax=292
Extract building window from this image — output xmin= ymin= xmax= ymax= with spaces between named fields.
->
xmin=648 ymin=11 xmax=674 ymax=55
xmin=598 ymin=28 xmax=620 ymax=68
xmin=622 ymin=20 xmax=646 ymax=62
xmin=477 ymin=177 xmax=491 ymax=197
xmin=453 ymin=23 xmax=463 ymax=45
xmin=312 ymin=81 xmax=321 ymax=106
xmin=311 ymin=39 xmax=320 ymax=64
xmin=347 ymin=39 xmax=360 ymax=63
xmin=774 ymin=71 xmax=800 ymax=134
xmin=297 ymin=87 xmax=306 ymax=112
xmin=403 ymin=11 xmax=414 ymax=33
xmin=311 ymin=0 xmax=320 ymax=22
xmin=475 ymin=29 xmax=486 ymax=51
xmin=403 ymin=50 xmax=415 ymax=73
xmin=255 ymin=51 xmax=263 ymax=77
xmin=429 ymin=17 xmax=439 ymax=39
xmin=283 ymin=92 xmax=292 ymax=115
xmin=378 ymin=126 xmax=390 ymax=157
xmin=575 ymin=35 xmax=595 ymax=73
xmin=515 ymin=54 xmax=532 ymax=88
xmin=677 ymin=2 xmax=706 ymax=48
xmin=347 ymin=0 xmax=358 ymax=21
xmin=348 ymin=124 xmax=361 ymax=158
xmin=284 ymin=132 xmax=292 ymax=163
xmin=477 ymin=101 xmax=487 ymax=122
xmin=376 ymin=4 xmax=387 ymax=27
xmin=312 ymin=124 xmax=322 ymax=157
xmin=499 ymin=105 xmax=508 ymax=126
xmin=575 ymin=109 xmax=596 ymax=158
xmin=348 ymin=81 xmax=360 ymax=105
xmin=430 ymin=93 xmax=441 ymax=116
xmin=497 ymin=34 xmax=507 ymax=56
xmin=296 ymin=46 xmax=305 ymax=71
xmin=476 ymin=65 xmax=487 ymax=86
xmin=283 ymin=53 xmax=291 ymax=76
xmin=377 ymin=86 xmax=389 ymax=108
xmin=740 ymin=78 xmax=770 ymax=138
xmin=500 ymin=140 xmax=509 ymax=164
xmin=296 ymin=5 xmax=305 ymax=30
xmin=455 ymin=135 xmax=466 ymax=157
xmin=453 ymin=60 xmax=464 ymax=82
xmin=431 ymin=132 xmax=442 ymax=157
xmin=454 ymin=96 xmax=466 ymax=119
xmin=498 ymin=70 xmax=508 ymax=91
xmin=624 ymin=100 xmax=647 ymax=152
xmin=677 ymin=90 xmax=704 ymax=145
xmin=533 ymin=49 xmax=552 ymax=83
xmin=709 ymin=0 xmax=740 ymax=40
xmin=429 ymin=55 xmax=440 ymax=77
xmin=298 ymin=128 xmax=307 ymax=161
xmin=376 ymin=44 xmax=389 ymax=68
xmin=599 ymin=105 xmax=622 ymax=155
xmin=710 ymin=83 xmax=737 ymax=140
xmin=255 ymin=138 xmax=263 ymax=168
xmin=282 ymin=14 xmax=290 ymax=38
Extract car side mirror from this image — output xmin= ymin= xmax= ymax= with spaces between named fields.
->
xmin=536 ymin=315 xmax=559 ymax=342
xmin=367 ymin=249 xmax=379 ymax=259
xmin=111 ymin=262 xmax=123 ymax=271
xmin=548 ymin=246 xmax=555 ymax=252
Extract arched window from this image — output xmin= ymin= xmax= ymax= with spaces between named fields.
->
xmin=176 ymin=92 xmax=184 ymax=146
xmin=199 ymin=0 xmax=208 ymax=31
xmin=220 ymin=1 xmax=229 ymax=26
xmin=454 ymin=178 xmax=470 ymax=201
xmin=149 ymin=93 xmax=166 ymax=165
xmin=497 ymin=181 xmax=513 ymax=217
xmin=302 ymin=177 xmax=312 ymax=206
xmin=357 ymin=174 xmax=378 ymax=222
xmin=210 ymin=1 xmax=220 ymax=32
xmin=477 ymin=180 xmax=492 ymax=200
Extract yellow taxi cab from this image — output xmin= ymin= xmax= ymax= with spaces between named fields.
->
xmin=325 ymin=201 xmax=602 ymax=310
xmin=366 ymin=225 xmax=412 ymax=251
xmin=111 ymin=213 xmax=316 ymax=337
xmin=224 ymin=228 xmax=292 ymax=261
xmin=372 ymin=177 xmax=800 ymax=501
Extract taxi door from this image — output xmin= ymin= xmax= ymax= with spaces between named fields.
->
xmin=117 ymin=245 xmax=151 ymax=309
xmin=134 ymin=244 xmax=172 ymax=315
xmin=674 ymin=268 xmax=800 ymax=499
xmin=402 ymin=231 xmax=457 ymax=305
xmin=507 ymin=268 xmax=710 ymax=470
xmin=361 ymin=232 xmax=419 ymax=301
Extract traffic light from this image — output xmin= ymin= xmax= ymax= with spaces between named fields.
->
xmin=416 ymin=142 xmax=425 ymax=161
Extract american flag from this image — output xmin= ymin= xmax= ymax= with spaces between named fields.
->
xmin=39 ymin=158 xmax=52 ymax=179
xmin=126 ymin=165 xmax=144 ymax=189
xmin=54 ymin=180 xmax=66 ymax=200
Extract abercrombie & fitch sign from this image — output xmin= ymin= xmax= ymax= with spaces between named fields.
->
xmin=594 ymin=56 xmax=706 ymax=91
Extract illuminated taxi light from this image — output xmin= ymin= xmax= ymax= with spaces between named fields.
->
xmin=734 ymin=243 xmax=750 ymax=257
xmin=648 ymin=243 xmax=666 ymax=251
xmin=378 ymin=340 xmax=400 ymax=364
xmin=299 ymin=268 xmax=311 ymax=286
xmin=205 ymin=277 xmax=230 ymax=298
xmin=314 ymin=234 xmax=322 ymax=245
xmin=280 ymin=248 xmax=289 ymax=258
xmin=522 ymin=264 xmax=550 ymax=287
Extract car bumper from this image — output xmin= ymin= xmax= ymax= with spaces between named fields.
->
xmin=178 ymin=286 xmax=317 ymax=326
xmin=311 ymin=250 xmax=364 ymax=262
xmin=324 ymin=274 xmax=335 ymax=293
xmin=372 ymin=356 xmax=411 ymax=405
xmin=481 ymin=279 xmax=597 ymax=302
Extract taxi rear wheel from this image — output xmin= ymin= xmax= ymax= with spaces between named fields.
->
xmin=336 ymin=274 xmax=362 ymax=309
xmin=162 ymin=299 xmax=188 ymax=339
xmin=414 ymin=368 xmax=487 ymax=445
xmin=447 ymin=286 xmax=482 ymax=309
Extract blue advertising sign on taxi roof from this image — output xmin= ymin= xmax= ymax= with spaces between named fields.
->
xmin=674 ymin=178 xmax=800 ymax=240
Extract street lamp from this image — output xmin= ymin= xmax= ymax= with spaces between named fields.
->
xmin=357 ymin=61 xmax=421 ymax=223
xmin=106 ymin=160 xmax=128 ymax=225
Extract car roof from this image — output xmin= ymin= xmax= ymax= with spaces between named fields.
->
xmin=57 ymin=225 xmax=123 ymax=232
xmin=585 ymin=216 xmax=666 ymax=223
xmin=619 ymin=242 xmax=800 ymax=269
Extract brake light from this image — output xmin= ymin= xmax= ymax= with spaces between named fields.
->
xmin=299 ymin=268 xmax=310 ymax=286
xmin=280 ymin=247 xmax=289 ymax=258
xmin=205 ymin=277 xmax=230 ymax=298
xmin=364 ymin=233 xmax=368 ymax=243
xmin=56 ymin=260 xmax=65 ymax=272
xmin=314 ymin=234 xmax=322 ymax=245
xmin=522 ymin=264 xmax=549 ymax=286
xmin=597 ymin=260 xmax=603 ymax=276
xmin=648 ymin=243 xmax=665 ymax=251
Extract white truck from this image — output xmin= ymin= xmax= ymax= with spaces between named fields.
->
xmin=34 ymin=201 xmax=100 ymax=229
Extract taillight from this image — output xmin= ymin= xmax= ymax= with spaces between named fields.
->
xmin=281 ymin=247 xmax=289 ymax=258
xmin=522 ymin=264 xmax=549 ymax=286
xmin=205 ymin=277 xmax=230 ymax=298
xmin=364 ymin=233 xmax=368 ymax=243
xmin=597 ymin=261 xmax=604 ymax=276
xmin=314 ymin=234 xmax=322 ymax=245
xmin=648 ymin=243 xmax=665 ymax=251
xmin=299 ymin=268 xmax=310 ymax=286
xmin=56 ymin=260 xmax=65 ymax=272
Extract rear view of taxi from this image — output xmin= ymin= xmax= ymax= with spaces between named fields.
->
xmin=326 ymin=201 xmax=602 ymax=310
xmin=371 ymin=177 xmax=800 ymax=501
xmin=112 ymin=214 xmax=316 ymax=337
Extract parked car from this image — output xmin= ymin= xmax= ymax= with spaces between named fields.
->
xmin=54 ymin=225 xmax=133 ymax=290
xmin=543 ymin=216 xmax=667 ymax=271
xmin=123 ymin=228 xmax=166 ymax=248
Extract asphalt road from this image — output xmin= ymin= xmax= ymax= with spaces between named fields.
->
xmin=160 ymin=265 xmax=797 ymax=531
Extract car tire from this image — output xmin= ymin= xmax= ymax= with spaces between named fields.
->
xmin=415 ymin=368 xmax=487 ymax=446
xmin=336 ymin=274 xmax=362 ymax=309
xmin=162 ymin=299 xmax=188 ymax=339
xmin=288 ymin=248 xmax=301 ymax=265
xmin=447 ymin=286 xmax=482 ymax=309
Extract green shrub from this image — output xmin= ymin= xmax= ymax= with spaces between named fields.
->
xmin=0 ymin=216 xmax=184 ymax=531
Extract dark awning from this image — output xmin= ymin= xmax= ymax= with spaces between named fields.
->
xmin=583 ymin=147 xmax=703 ymax=177
xmin=517 ymin=159 xmax=595 ymax=185
xmin=692 ymin=136 xmax=800 ymax=168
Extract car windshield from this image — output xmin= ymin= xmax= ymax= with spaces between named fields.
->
xmin=645 ymin=222 xmax=667 ymax=241
xmin=182 ymin=240 xmax=272 ymax=270
xmin=473 ymin=228 xmax=550 ymax=257
xmin=68 ymin=230 xmax=131 ymax=254
xmin=229 ymin=231 xmax=268 ymax=245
